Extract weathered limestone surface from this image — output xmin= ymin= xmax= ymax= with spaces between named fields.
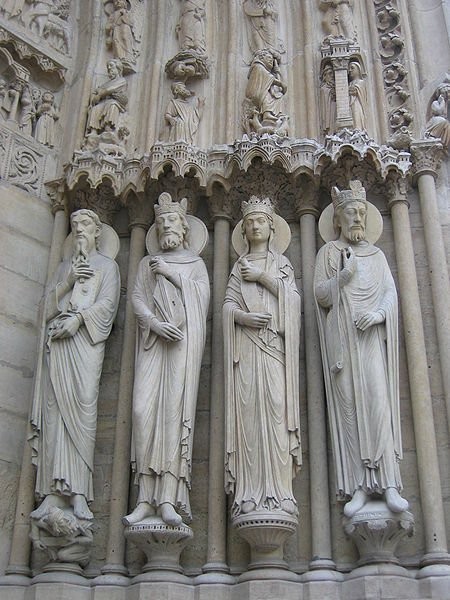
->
xmin=0 ymin=1 xmax=449 ymax=598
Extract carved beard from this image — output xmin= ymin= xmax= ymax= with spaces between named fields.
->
xmin=347 ymin=227 xmax=366 ymax=243
xmin=73 ymin=236 xmax=90 ymax=265
xmin=159 ymin=231 xmax=183 ymax=250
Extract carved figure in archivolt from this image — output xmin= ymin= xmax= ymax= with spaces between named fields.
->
xmin=85 ymin=59 xmax=128 ymax=147
xmin=34 ymin=91 xmax=59 ymax=147
xmin=224 ymin=196 xmax=301 ymax=518
xmin=176 ymin=0 xmax=207 ymax=55
xmin=243 ymin=48 xmax=288 ymax=136
xmin=348 ymin=61 xmax=367 ymax=130
xmin=105 ymin=0 xmax=140 ymax=69
xmin=164 ymin=82 xmax=204 ymax=145
xmin=30 ymin=210 xmax=120 ymax=528
xmin=320 ymin=0 xmax=355 ymax=40
xmin=0 ymin=0 xmax=26 ymax=19
xmin=243 ymin=0 xmax=284 ymax=55
xmin=425 ymin=79 xmax=450 ymax=148
xmin=320 ymin=64 xmax=336 ymax=135
xmin=314 ymin=181 xmax=409 ymax=518
xmin=124 ymin=194 xmax=210 ymax=527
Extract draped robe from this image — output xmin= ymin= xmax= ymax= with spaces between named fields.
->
xmin=131 ymin=251 xmax=209 ymax=521
xmin=314 ymin=240 xmax=402 ymax=498
xmin=31 ymin=252 xmax=120 ymax=502
xmin=224 ymin=250 xmax=301 ymax=517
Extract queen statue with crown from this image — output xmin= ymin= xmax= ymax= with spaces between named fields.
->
xmin=223 ymin=196 xmax=301 ymax=519
xmin=314 ymin=181 xmax=409 ymax=518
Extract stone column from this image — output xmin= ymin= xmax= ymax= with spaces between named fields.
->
xmin=96 ymin=195 xmax=152 ymax=585
xmin=331 ymin=55 xmax=353 ymax=129
xmin=302 ymin=0 xmax=318 ymax=139
xmin=387 ymin=177 xmax=450 ymax=576
xmin=295 ymin=189 xmax=340 ymax=583
xmin=411 ymin=140 xmax=450 ymax=434
xmin=3 ymin=186 xmax=68 ymax=584
xmin=197 ymin=190 xmax=235 ymax=584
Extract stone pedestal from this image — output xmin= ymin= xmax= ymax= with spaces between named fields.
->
xmin=31 ymin=562 xmax=90 ymax=586
xmin=233 ymin=512 xmax=298 ymax=582
xmin=124 ymin=517 xmax=193 ymax=584
xmin=343 ymin=500 xmax=415 ymax=578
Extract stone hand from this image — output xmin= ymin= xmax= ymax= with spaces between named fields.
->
xmin=355 ymin=311 xmax=384 ymax=331
xmin=150 ymin=318 xmax=184 ymax=342
xmin=239 ymin=258 xmax=263 ymax=282
xmin=50 ymin=314 xmax=81 ymax=339
xmin=339 ymin=246 xmax=356 ymax=286
xmin=32 ymin=538 xmax=46 ymax=551
xmin=67 ymin=263 xmax=94 ymax=287
xmin=150 ymin=257 xmax=172 ymax=279
xmin=239 ymin=311 xmax=272 ymax=328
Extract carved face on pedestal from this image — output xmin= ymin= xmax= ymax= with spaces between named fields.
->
xmin=71 ymin=210 xmax=101 ymax=256
xmin=335 ymin=200 xmax=367 ymax=243
xmin=156 ymin=212 xmax=186 ymax=250
xmin=243 ymin=212 xmax=272 ymax=247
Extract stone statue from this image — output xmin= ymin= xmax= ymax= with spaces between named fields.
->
xmin=24 ymin=0 xmax=53 ymax=37
xmin=320 ymin=0 xmax=356 ymax=40
xmin=224 ymin=196 xmax=301 ymax=518
xmin=314 ymin=181 xmax=409 ymax=517
xmin=164 ymin=82 xmax=204 ymax=145
xmin=105 ymin=0 xmax=139 ymax=68
xmin=124 ymin=193 xmax=209 ymax=527
xmin=320 ymin=64 xmax=336 ymax=135
xmin=86 ymin=59 xmax=128 ymax=137
xmin=0 ymin=0 xmax=25 ymax=19
xmin=425 ymin=93 xmax=450 ymax=148
xmin=243 ymin=48 xmax=288 ymax=136
xmin=176 ymin=0 xmax=207 ymax=55
xmin=348 ymin=61 xmax=367 ymax=130
xmin=243 ymin=0 xmax=284 ymax=55
xmin=34 ymin=91 xmax=59 ymax=147
xmin=30 ymin=210 xmax=120 ymax=525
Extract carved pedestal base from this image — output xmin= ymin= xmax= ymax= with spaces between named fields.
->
xmin=344 ymin=500 xmax=415 ymax=578
xmin=233 ymin=511 xmax=298 ymax=582
xmin=124 ymin=517 xmax=193 ymax=584
xmin=32 ymin=562 xmax=90 ymax=586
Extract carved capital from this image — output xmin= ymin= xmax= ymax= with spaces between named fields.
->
xmin=127 ymin=193 xmax=153 ymax=231
xmin=207 ymin=192 xmax=234 ymax=222
xmin=294 ymin=181 xmax=320 ymax=219
xmin=331 ymin=56 xmax=350 ymax=71
xmin=410 ymin=140 xmax=445 ymax=182
xmin=73 ymin=186 xmax=120 ymax=225
xmin=45 ymin=179 xmax=67 ymax=214
xmin=386 ymin=173 xmax=409 ymax=211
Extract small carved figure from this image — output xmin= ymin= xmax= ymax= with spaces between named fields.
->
xmin=314 ymin=181 xmax=409 ymax=518
xmin=164 ymin=82 xmax=204 ymax=145
xmin=320 ymin=64 xmax=336 ymax=135
xmin=243 ymin=48 xmax=288 ymax=136
xmin=34 ymin=91 xmax=59 ymax=147
xmin=24 ymin=0 xmax=53 ymax=37
xmin=86 ymin=59 xmax=128 ymax=137
xmin=348 ymin=61 xmax=367 ymax=130
xmin=224 ymin=196 xmax=301 ymax=518
xmin=43 ymin=1 xmax=71 ymax=55
xmin=18 ymin=85 xmax=34 ymax=136
xmin=0 ymin=80 xmax=23 ymax=123
xmin=243 ymin=0 xmax=284 ymax=55
xmin=0 ymin=0 xmax=26 ymax=18
xmin=30 ymin=501 xmax=93 ymax=567
xmin=30 ymin=210 xmax=120 ymax=525
xmin=176 ymin=0 xmax=207 ymax=55
xmin=425 ymin=93 xmax=450 ymax=148
xmin=105 ymin=0 xmax=139 ymax=68
xmin=320 ymin=0 xmax=355 ymax=40
xmin=124 ymin=193 xmax=209 ymax=527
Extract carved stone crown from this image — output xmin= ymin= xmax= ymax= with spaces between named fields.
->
xmin=154 ymin=192 xmax=188 ymax=217
xmin=241 ymin=196 xmax=274 ymax=218
xmin=331 ymin=180 xmax=367 ymax=210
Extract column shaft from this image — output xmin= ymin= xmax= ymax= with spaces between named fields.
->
xmin=203 ymin=217 xmax=230 ymax=572
xmin=6 ymin=206 xmax=68 ymax=577
xmin=416 ymin=172 xmax=450 ymax=433
xmin=390 ymin=200 xmax=449 ymax=559
xmin=300 ymin=212 xmax=333 ymax=568
xmin=102 ymin=224 xmax=147 ymax=575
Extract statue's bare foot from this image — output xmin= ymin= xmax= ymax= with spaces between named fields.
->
xmin=241 ymin=500 xmax=256 ymax=514
xmin=160 ymin=502 xmax=182 ymax=526
xmin=385 ymin=487 xmax=409 ymax=513
xmin=344 ymin=489 xmax=368 ymax=517
xmin=122 ymin=502 xmax=155 ymax=526
xmin=280 ymin=499 xmax=296 ymax=515
xmin=72 ymin=494 xmax=93 ymax=520
xmin=30 ymin=493 xmax=61 ymax=520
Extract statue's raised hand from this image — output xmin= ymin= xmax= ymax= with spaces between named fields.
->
xmin=236 ymin=311 xmax=271 ymax=328
xmin=239 ymin=257 xmax=263 ymax=282
xmin=150 ymin=256 xmax=172 ymax=279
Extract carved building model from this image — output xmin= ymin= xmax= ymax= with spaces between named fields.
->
xmin=0 ymin=1 xmax=449 ymax=599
